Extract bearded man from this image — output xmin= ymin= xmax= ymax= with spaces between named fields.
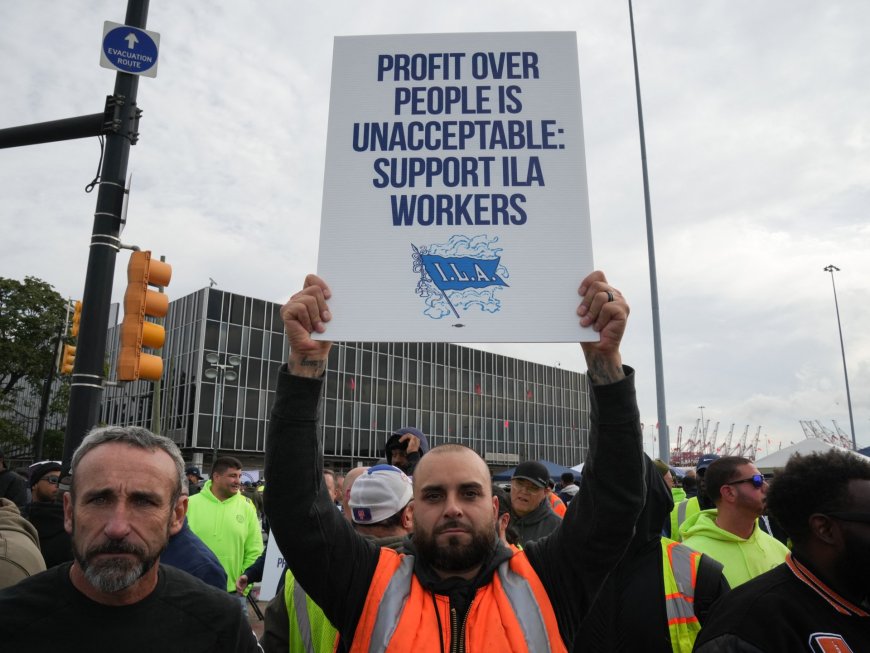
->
xmin=0 ymin=426 xmax=259 ymax=652
xmin=264 ymin=270 xmax=645 ymax=651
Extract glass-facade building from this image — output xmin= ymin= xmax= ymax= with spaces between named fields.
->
xmin=102 ymin=287 xmax=591 ymax=470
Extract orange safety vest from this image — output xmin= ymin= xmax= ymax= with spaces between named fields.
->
xmin=350 ymin=547 xmax=567 ymax=653
xmin=547 ymin=492 xmax=567 ymax=518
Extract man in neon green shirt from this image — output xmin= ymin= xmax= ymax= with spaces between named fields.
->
xmin=187 ymin=456 xmax=263 ymax=605
xmin=680 ymin=456 xmax=788 ymax=588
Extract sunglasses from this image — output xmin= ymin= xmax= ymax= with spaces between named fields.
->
xmin=42 ymin=476 xmax=61 ymax=485
xmin=826 ymin=512 xmax=870 ymax=524
xmin=725 ymin=474 xmax=765 ymax=489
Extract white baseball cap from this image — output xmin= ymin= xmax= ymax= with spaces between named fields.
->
xmin=349 ymin=464 xmax=413 ymax=524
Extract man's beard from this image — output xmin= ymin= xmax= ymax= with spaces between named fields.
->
xmin=72 ymin=511 xmax=169 ymax=594
xmin=73 ymin=538 xmax=164 ymax=593
xmin=840 ymin=531 xmax=870 ymax=602
xmin=415 ymin=519 xmax=497 ymax=574
xmin=34 ymin=488 xmax=53 ymax=503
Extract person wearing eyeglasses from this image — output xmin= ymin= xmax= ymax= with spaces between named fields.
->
xmin=20 ymin=461 xmax=73 ymax=569
xmin=509 ymin=461 xmax=563 ymax=546
xmin=679 ymin=456 xmax=788 ymax=589
xmin=27 ymin=461 xmax=62 ymax=504
xmin=694 ymin=448 xmax=870 ymax=653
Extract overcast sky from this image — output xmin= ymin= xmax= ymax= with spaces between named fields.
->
xmin=2 ymin=1 xmax=868 ymax=457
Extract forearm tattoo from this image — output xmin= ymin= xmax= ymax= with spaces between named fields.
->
xmin=288 ymin=356 xmax=327 ymax=377
xmin=586 ymin=357 xmax=624 ymax=385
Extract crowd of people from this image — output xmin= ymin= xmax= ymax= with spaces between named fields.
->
xmin=1 ymin=270 xmax=868 ymax=652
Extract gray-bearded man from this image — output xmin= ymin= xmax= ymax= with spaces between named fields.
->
xmin=0 ymin=426 xmax=260 ymax=652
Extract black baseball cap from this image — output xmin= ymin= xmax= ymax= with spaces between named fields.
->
xmin=512 ymin=461 xmax=549 ymax=488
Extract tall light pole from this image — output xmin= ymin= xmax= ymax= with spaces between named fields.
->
xmin=204 ymin=353 xmax=240 ymax=463
xmin=823 ymin=265 xmax=856 ymax=449
xmin=628 ymin=0 xmax=669 ymax=462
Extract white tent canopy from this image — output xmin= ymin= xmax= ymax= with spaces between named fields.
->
xmin=754 ymin=439 xmax=865 ymax=473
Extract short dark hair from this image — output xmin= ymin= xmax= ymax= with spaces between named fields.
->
xmin=766 ymin=450 xmax=870 ymax=544
xmin=492 ymin=484 xmax=512 ymax=517
xmin=211 ymin=456 xmax=242 ymax=477
xmin=560 ymin=472 xmax=575 ymax=485
xmin=704 ymin=456 xmax=752 ymax=504
xmin=363 ymin=507 xmax=407 ymax=531
xmin=492 ymin=484 xmax=520 ymax=546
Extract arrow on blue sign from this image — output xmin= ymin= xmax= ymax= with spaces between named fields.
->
xmin=101 ymin=23 xmax=159 ymax=77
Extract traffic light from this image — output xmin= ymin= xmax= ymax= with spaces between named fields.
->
xmin=60 ymin=344 xmax=76 ymax=375
xmin=70 ymin=301 xmax=83 ymax=337
xmin=117 ymin=250 xmax=172 ymax=382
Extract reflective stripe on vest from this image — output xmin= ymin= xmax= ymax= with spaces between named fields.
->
xmin=661 ymin=539 xmax=702 ymax=653
xmin=352 ymin=548 xmax=566 ymax=653
xmin=673 ymin=497 xmax=700 ymax=542
xmin=285 ymin=570 xmax=339 ymax=653
xmin=368 ymin=555 xmax=415 ymax=653
xmin=677 ymin=500 xmax=689 ymax=527
xmin=496 ymin=558 xmax=553 ymax=652
xmin=293 ymin=577 xmax=314 ymax=653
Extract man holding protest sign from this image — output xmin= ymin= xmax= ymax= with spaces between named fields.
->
xmin=264 ymin=269 xmax=644 ymax=651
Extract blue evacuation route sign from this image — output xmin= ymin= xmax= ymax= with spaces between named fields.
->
xmin=100 ymin=21 xmax=160 ymax=78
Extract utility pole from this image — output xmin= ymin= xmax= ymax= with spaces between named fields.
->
xmin=0 ymin=1 xmax=157 ymax=475
xmin=628 ymin=0 xmax=670 ymax=461
xmin=61 ymin=1 xmax=152 ymax=474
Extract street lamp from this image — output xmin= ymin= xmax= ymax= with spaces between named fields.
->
xmin=204 ymin=352 xmax=241 ymax=463
xmin=823 ymin=265 xmax=856 ymax=449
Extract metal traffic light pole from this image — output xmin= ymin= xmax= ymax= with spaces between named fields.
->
xmin=61 ymin=0 xmax=151 ymax=474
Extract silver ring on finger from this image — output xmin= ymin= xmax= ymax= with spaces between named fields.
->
xmin=606 ymin=290 xmax=615 ymax=303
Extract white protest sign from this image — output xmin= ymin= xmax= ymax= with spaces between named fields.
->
xmin=317 ymin=32 xmax=595 ymax=342
xmin=257 ymin=535 xmax=285 ymax=602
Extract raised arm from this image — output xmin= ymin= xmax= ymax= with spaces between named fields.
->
xmin=577 ymin=269 xmax=628 ymax=383
xmin=281 ymin=273 xmax=334 ymax=376
xmin=524 ymin=270 xmax=646 ymax=645
xmin=264 ymin=274 xmax=380 ymax=640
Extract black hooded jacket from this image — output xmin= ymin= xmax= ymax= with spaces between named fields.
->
xmin=573 ymin=456 xmax=729 ymax=652
xmin=384 ymin=427 xmax=430 ymax=476
xmin=20 ymin=501 xmax=72 ymax=568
